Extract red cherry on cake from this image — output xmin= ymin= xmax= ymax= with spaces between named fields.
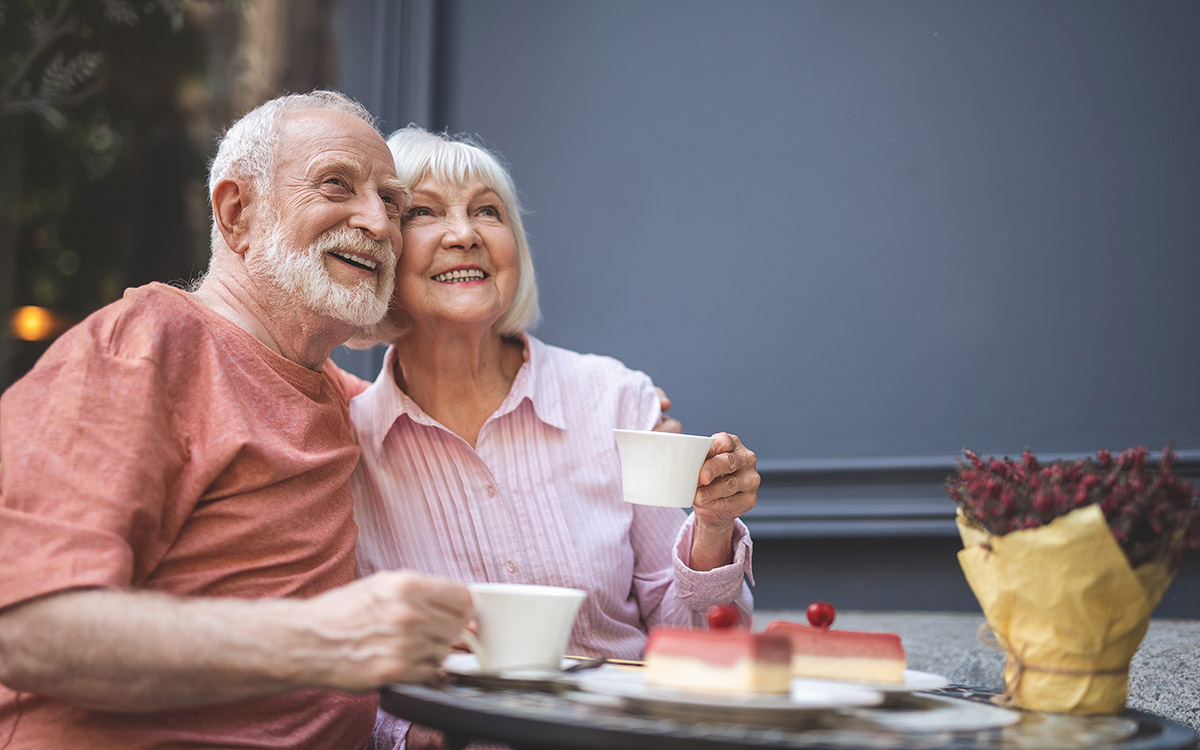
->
xmin=806 ymin=601 xmax=836 ymax=629
xmin=706 ymin=604 xmax=742 ymax=629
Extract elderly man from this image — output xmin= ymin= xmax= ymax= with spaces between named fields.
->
xmin=0 ymin=91 xmax=472 ymax=748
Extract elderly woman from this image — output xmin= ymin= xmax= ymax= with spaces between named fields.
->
xmin=349 ymin=126 xmax=760 ymax=748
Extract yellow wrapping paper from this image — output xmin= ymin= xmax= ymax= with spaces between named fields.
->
xmin=956 ymin=504 xmax=1174 ymax=715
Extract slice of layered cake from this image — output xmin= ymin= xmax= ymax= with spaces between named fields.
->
xmin=764 ymin=620 xmax=907 ymax=684
xmin=643 ymin=626 xmax=793 ymax=694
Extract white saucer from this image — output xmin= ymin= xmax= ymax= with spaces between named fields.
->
xmin=574 ymin=665 xmax=884 ymax=712
xmin=852 ymin=694 xmax=1021 ymax=732
xmin=442 ymin=652 xmax=575 ymax=679
xmin=792 ymin=669 xmax=950 ymax=694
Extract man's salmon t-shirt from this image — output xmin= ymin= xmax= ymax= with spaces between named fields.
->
xmin=0 ymin=283 xmax=375 ymax=748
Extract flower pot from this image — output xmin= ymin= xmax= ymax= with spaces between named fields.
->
xmin=956 ymin=504 xmax=1174 ymax=715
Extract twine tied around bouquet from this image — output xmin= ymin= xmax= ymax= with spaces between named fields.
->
xmin=976 ymin=623 xmax=1129 ymax=707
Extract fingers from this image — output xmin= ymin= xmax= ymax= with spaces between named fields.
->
xmin=696 ymin=471 xmax=759 ymax=504
xmin=654 ymin=415 xmax=683 ymax=434
xmin=655 ymin=386 xmax=672 ymax=414
xmin=705 ymin=431 xmax=737 ymax=459
xmin=692 ymin=432 xmax=759 ymax=521
xmin=698 ymin=433 xmax=756 ymax=486
xmin=388 ymin=571 xmax=474 ymax=618
xmin=310 ymin=572 xmax=474 ymax=689
xmin=413 ymin=640 xmax=453 ymax=674
xmin=365 ymin=572 xmax=473 ymax=645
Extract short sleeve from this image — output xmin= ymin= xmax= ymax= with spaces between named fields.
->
xmin=0 ymin=333 xmax=190 ymax=610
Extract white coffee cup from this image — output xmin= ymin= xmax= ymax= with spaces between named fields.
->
xmin=461 ymin=582 xmax=586 ymax=673
xmin=612 ymin=428 xmax=715 ymax=508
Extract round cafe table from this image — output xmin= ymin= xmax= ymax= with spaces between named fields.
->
xmin=379 ymin=678 xmax=1199 ymax=750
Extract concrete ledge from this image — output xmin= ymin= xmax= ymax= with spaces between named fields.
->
xmin=757 ymin=609 xmax=1200 ymax=732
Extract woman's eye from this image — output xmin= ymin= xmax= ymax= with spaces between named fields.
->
xmin=407 ymin=206 xmax=433 ymax=218
xmin=479 ymin=205 xmax=500 ymax=218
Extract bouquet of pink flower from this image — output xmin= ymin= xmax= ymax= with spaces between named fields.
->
xmin=947 ymin=445 xmax=1198 ymax=715
xmin=948 ymin=445 xmax=1200 ymax=569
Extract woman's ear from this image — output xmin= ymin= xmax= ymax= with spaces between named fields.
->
xmin=211 ymin=178 xmax=256 ymax=255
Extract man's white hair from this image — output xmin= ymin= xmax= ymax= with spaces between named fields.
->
xmin=206 ymin=90 xmax=378 ymax=248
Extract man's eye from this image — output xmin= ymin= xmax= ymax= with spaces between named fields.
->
xmin=324 ymin=177 xmax=348 ymax=189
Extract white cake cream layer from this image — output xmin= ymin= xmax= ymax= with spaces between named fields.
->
xmin=791 ymin=655 xmax=905 ymax=684
xmin=645 ymin=654 xmax=793 ymax=694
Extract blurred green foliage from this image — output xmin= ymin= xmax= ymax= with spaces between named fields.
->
xmin=1 ymin=0 xmax=209 ymax=319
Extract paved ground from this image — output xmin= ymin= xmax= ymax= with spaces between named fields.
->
xmin=757 ymin=609 xmax=1200 ymax=732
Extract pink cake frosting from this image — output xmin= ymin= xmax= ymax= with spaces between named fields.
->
xmin=764 ymin=620 xmax=906 ymax=683
xmin=643 ymin=627 xmax=793 ymax=693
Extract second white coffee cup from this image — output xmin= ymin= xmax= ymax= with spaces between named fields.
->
xmin=461 ymin=582 xmax=586 ymax=673
xmin=612 ymin=428 xmax=715 ymax=507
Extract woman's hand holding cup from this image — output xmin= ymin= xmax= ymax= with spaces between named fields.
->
xmin=690 ymin=432 xmax=759 ymax=570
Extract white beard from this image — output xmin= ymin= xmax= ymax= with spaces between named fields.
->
xmin=250 ymin=225 xmax=396 ymax=328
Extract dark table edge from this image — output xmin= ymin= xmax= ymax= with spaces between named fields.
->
xmin=379 ymin=683 xmax=1200 ymax=750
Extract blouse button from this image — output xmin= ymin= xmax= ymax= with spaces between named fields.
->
xmin=485 ymin=485 xmax=497 ymax=498
xmin=505 ymin=560 xmax=517 ymax=573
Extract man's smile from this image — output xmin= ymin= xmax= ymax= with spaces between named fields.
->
xmin=329 ymin=250 xmax=379 ymax=271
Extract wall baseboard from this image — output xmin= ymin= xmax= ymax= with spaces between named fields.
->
xmin=745 ymin=449 xmax=1200 ymax=539
xmin=746 ymin=450 xmax=1200 ymax=617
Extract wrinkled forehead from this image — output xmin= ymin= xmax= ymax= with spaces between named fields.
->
xmin=278 ymin=108 xmax=396 ymax=177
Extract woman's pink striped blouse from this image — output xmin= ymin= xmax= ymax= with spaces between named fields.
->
xmin=349 ymin=334 xmax=754 ymax=662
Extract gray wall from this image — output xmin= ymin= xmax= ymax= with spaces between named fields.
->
xmin=336 ymin=0 xmax=1200 ymax=614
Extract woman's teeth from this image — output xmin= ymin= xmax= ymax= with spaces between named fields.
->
xmin=432 ymin=269 xmax=487 ymax=282
xmin=330 ymin=251 xmax=377 ymax=270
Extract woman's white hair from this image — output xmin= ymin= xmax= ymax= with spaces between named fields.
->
xmin=361 ymin=126 xmax=540 ymax=343
xmin=206 ymin=90 xmax=377 ymax=248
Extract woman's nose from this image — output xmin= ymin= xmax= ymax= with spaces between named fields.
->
xmin=442 ymin=213 xmax=481 ymax=248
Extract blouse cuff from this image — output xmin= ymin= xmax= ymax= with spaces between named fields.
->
xmin=671 ymin=514 xmax=754 ymax=604
xmin=370 ymin=708 xmax=410 ymax=750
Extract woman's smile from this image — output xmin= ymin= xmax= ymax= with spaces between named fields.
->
xmin=431 ymin=267 xmax=489 ymax=283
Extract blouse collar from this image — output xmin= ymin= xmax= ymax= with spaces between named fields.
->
xmin=350 ymin=333 xmax=567 ymax=455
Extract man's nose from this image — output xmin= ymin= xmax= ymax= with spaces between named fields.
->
xmin=349 ymin=193 xmax=393 ymax=241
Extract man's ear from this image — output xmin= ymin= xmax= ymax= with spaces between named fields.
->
xmin=212 ymin=178 xmax=256 ymax=256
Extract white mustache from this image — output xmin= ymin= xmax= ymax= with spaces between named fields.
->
xmin=312 ymin=227 xmax=394 ymax=268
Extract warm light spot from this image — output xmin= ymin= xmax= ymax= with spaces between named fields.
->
xmin=11 ymin=306 xmax=58 ymax=341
